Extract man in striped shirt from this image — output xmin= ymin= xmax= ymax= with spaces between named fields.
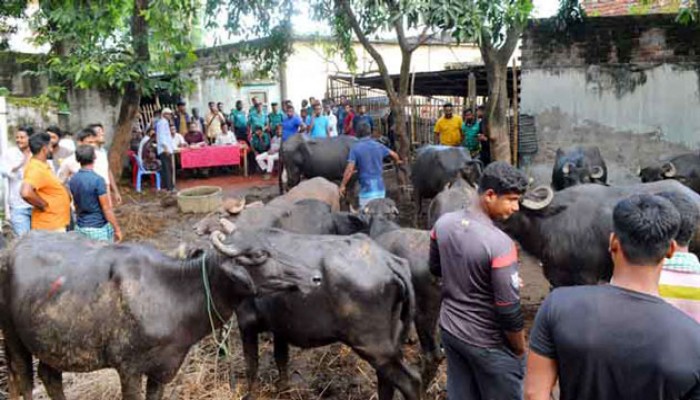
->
xmin=658 ymin=191 xmax=700 ymax=322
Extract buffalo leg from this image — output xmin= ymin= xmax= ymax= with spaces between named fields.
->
xmin=376 ymin=357 xmax=421 ymax=400
xmin=145 ymin=377 xmax=164 ymax=400
xmin=273 ymin=336 xmax=290 ymax=391
xmin=37 ymin=362 xmax=65 ymax=400
xmin=3 ymin=331 xmax=33 ymax=400
xmin=415 ymin=309 xmax=443 ymax=387
xmin=118 ymin=371 xmax=143 ymax=400
xmin=377 ymin=375 xmax=396 ymax=400
xmin=240 ymin=327 xmax=260 ymax=397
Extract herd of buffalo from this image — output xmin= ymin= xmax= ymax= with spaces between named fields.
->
xmin=1 ymin=134 xmax=700 ymax=400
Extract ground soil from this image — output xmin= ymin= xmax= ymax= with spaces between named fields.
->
xmin=2 ymin=170 xmax=551 ymax=400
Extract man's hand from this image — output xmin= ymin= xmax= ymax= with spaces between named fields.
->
xmin=114 ymin=228 xmax=123 ymax=242
xmin=339 ymin=185 xmax=346 ymax=198
xmin=113 ymin=191 xmax=123 ymax=206
xmin=478 ymin=133 xmax=488 ymax=142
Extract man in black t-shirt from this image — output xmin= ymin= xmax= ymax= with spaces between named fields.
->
xmin=431 ymin=162 xmax=529 ymax=400
xmin=525 ymin=194 xmax=700 ymax=400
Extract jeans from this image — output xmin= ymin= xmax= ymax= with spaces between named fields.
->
xmin=441 ymin=328 xmax=525 ymax=400
xmin=158 ymin=152 xmax=174 ymax=191
xmin=10 ymin=207 xmax=32 ymax=236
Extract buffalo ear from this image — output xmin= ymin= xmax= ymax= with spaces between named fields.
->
xmin=220 ymin=261 xmax=257 ymax=296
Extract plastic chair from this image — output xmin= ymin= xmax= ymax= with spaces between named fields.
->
xmin=130 ymin=151 xmax=161 ymax=192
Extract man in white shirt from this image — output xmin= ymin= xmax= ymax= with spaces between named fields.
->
xmin=58 ymin=128 xmax=102 ymax=183
xmin=1 ymin=126 xmax=34 ymax=235
xmin=324 ymin=103 xmax=338 ymax=137
xmin=88 ymin=123 xmax=122 ymax=205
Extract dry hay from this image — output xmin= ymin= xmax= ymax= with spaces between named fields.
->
xmin=114 ymin=204 xmax=167 ymax=242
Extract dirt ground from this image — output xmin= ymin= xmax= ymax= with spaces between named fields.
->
xmin=3 ymin=172 xmax=551 ymax=400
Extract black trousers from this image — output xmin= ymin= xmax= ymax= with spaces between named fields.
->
xmin=158 ymin=152 xmax=174 ymax=191
xmin=441 ymin=328 xmax=525 ymax=400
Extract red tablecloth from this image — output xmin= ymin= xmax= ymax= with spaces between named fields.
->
xmin=179 ymin=145 xmax=241 ymax=169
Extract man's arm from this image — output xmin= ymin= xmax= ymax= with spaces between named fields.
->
xmin=99 ymin=194 xmax=123 ymax=242
xmin=20 ymin=182 xmax=47 ymax=211
xmin=388 ymin=150 xmax=401 ymax=164
xmin=491 ymin=244 xmax=526 ymax=356
xmin=524 ymin=352 xmax=558 ymax=400
xmin=338 ymin=162 xmax=355 ymax=197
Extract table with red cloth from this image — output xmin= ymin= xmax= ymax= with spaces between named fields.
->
xmin=177 ymin=144 xmax=248 ymax=176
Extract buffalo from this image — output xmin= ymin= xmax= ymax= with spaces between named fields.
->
xmin=360 ymin=198 xmax=443 ymax=388
xmin=503 ymin=180 xmax=700 ymax=287
xmin=551 ymin=146 xmax=607 ymax=191
xmin=410 ymin=145 xmax=481 ymax=226
xmin=0 ymin=230 xmax=319 ymax=400
xmin=231 ymin=228 xmax=421 ymax=400
xmin=280 ymin=133 xmax=357 ymax=194
xmin=639 ymin=152 xmax=700 ymax=194
xmin=427 ymin=177 xmax=477 ymax=229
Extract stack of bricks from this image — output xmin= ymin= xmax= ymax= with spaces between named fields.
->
xmin=582 ymin=0 xmax=680 ymax=16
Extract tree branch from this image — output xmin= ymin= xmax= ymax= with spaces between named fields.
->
xmin=409 ymin=25 xmax=434 ymax=52
xmin=496 ymin=25 xmax=523 ymax=64
xmin=336 ymin=0 xmax=398 ymax=99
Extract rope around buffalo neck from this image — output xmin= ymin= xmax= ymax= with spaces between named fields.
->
xmin=201 ymin=254 xmax=233 ymax=356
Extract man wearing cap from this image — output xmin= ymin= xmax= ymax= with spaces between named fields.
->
xmin=156 ymin=108 xmax=176 ymax=192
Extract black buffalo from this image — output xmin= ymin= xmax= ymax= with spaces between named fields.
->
xmin=410 ymin=145 xmax=481 ymax=226
xmin=504 ymin=181 xmax=700 ymax=287
xmin=231 ymin=228 xmax=421 ymax=400
xmin=427 ymin=177 xmax=477 ymax=228
xmin=360 ymin=199 xmax=443 ymax=388
xmin=280 ymin=133 xmax=357 ymax=192
xmin=0 ymin=230 xmax=318 ymax=400
xmin=551 ymin=146 xmax=607 ymax=191
xmin=639 ymin=152 xmax=700 ymax=194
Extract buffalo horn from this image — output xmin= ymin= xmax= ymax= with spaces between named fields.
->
xmin=210 ymin=230 xmax=242 ymax=257
xmin=636 ymin=166 xmax=642 ymax=176
xmin=349 ymin=204 xmax=359 ymax=214
xmin=591 ymin=166 xmax=605 ymax=179
xmin=662 ymin=162 xmax=677 ymax=178
xmin=521 ymin=186 xmax=554 ymax=211
xmin=562 ymin=162 xmax=574 ymax=175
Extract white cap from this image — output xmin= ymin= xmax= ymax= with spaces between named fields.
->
xmin=162 ymin=107 xmax=173 ymax=115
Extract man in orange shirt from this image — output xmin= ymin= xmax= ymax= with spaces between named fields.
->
xmin=21 ymin=132 xmax=71 ymax=232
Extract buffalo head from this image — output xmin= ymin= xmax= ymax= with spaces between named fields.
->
xmin=210 ymin=228 xmax=321 ymax=295
xmin=362 ymin=198 xmax=400 ymax=223
xmin=458 ymin=160 xmax=483 ymax=187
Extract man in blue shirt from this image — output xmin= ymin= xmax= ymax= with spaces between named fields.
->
xmin=336 ymin=95 xmax=348 ymax=134
xmin=156 ymin=108 xmax=175 ymax=191
xmin=352 ymin=104 xmax=374 ymax=134
xmin=308 ymin=103 xmax=330 ymax=139
xmin=281 ymin=105 xmax=303 ymax=142
xmin=69 ymin=144 xmax=122 ymax=242
xmin=339 ymin=122 xmax=401 ymax=207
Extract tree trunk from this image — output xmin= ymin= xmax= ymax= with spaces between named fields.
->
xmin=108 ymin=0 xmax=150 ymax=177
xmin=483 ymin=57 xmax=512 ymax=164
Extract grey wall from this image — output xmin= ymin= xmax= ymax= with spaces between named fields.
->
xmin=521 ymin=15 xmax=700 ymax=185
xmin=66 ymin=88 xmax=122 ymax=142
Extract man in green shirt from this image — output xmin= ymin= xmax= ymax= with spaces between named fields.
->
xmin=268 ymin=102 xmax=284 ymax=135
xmin=462 ymin=109 xmax=482 ymax=158
xmin=229 ymin=100 xmax=248 ymax=141
xmin=247 ymin=102 xmax=267 ymax=138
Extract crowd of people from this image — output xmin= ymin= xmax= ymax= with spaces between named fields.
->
xmin=2 ymin=124 xmax=123 ymax=243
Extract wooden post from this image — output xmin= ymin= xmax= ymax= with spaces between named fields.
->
xmin=410 ymin=70 xmax=416 ymax=146
xmin=512 ymin=59 xmax=519 ymax=167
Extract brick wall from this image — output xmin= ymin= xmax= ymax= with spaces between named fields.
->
xmin=582 ymin=0 xmax=680 ymax=16
xmin=522 ymin=14 xmax=700 ymax=68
